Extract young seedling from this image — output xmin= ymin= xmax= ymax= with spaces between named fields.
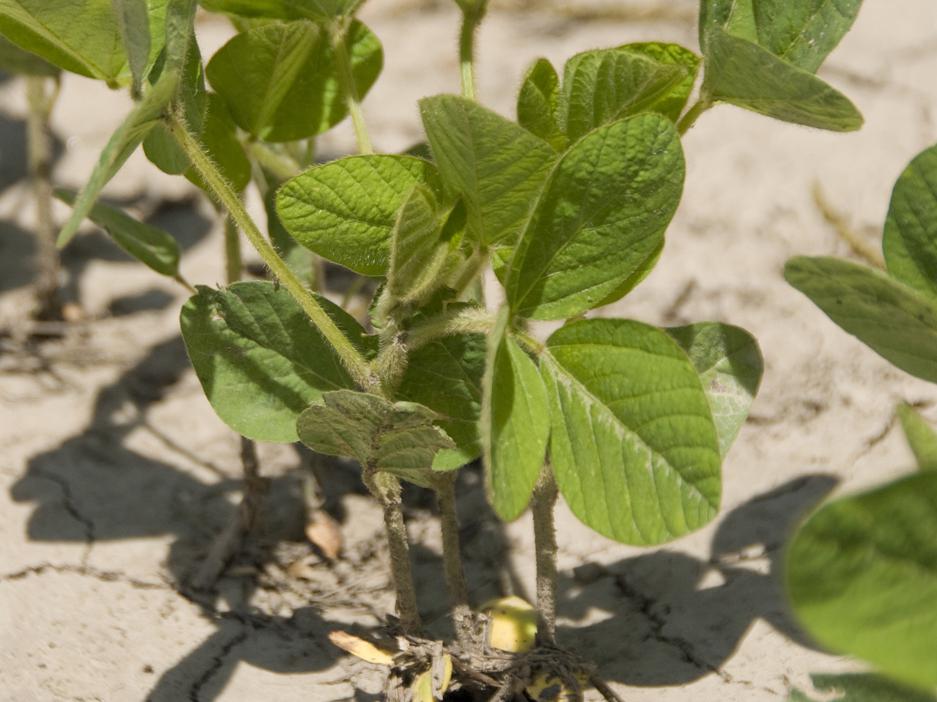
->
xmin=784 ymin=142 xmax=937 ymax=701
xmin=2 ymin=0 xmax=871 ymax=697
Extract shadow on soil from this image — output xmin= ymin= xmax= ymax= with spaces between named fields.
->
xmin=8 ymin=330 xmax=838 ymax=699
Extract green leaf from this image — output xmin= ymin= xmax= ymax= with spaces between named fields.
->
xmin=786 ymin=471 xmax=937 ymax=691
xmin=276 ymin=155 xmax=442 ymax=276
xmin=790 ymin=673 xmax=936 ymax=702
xmin=481 ymin=309 xmax=549 ymax=521
xmin=397 ymin=330 xmax=486 ymax=471
xmin=180 ymin=281 xmax=371 ymax=443
xmin=883 ymin=143 xmax=937 ymax=300
xmin=616 ymin=42 xmax=700 ymax=121
xmin=0 ymin=34 xmax=57 ymax=75
xmin=506 ymin=113 xmax=684 ymax=320
xmin=516 ymin=58 xmax=566 ymax=151
xmin=541 ymin=319 xmax=721 ymax=544
xmin=897 ymin=404 xmax=937 ymax=472
xmin=0 ymin=0 xmax=167 ymax=85
xmin=206 ymin=19 xmax=382 ymax=142
xmin=388 ymin=185 xmax=450 ymax=304
xmin=560 ymin=47 xmax=693 ymax=141
xmin=57 ymin=72 xmax=179 ymax=247
xmin=420 ymin=94 xmax=555 ymax=247
xmin=114 ymin=0 xmax=151 ymax=93
xmin=699 ymin=0 xmax=758 ymax=55
xmin=785 ymin=256 xmax=937 ymax=383
xmin=701 ymin=28 xmax=862 ymax=132
xmin=200 ymin=0 xmax=361 ymax=21
xmin=667 ymin=323 xmax=763 ymax=457
xmin=297 ymin=390 xmax=454 ymax=487
xmin=185 ymin=92 xmax=251 ymax=193
xmin=753 ymin=0 xmax=863 ymax=73
xmin=55 ymin=189 xmax=180 ymax=278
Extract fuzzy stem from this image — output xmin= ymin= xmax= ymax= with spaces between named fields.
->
xmin=450 ymin=247 xmax=488 ymax=298
xmin=676 ymin=98 xmax=711 ymax=135
xmin=331 ymin=21 xmax=373 ymax=154
xmin=406 ymin=305 xmax=494 ymax=350
xmin=364 ymin=470 xmax=422 ymax=633
xmin=169 ymin=113 xmax=376 ymax=391
xmin=531 ymin=467 xmax=558 ymax=646
xmin=223 ymin=215 xmax=242 ymax=285
xmin=435 ymin=474 xmax=473 ymax=646
xmin=26 ymin=75 xmax=60 ymax=320
xmin=245 ymin=141 xmax=301 ymax=182
xmin=458 ymin=10 xmax=480 ymax=100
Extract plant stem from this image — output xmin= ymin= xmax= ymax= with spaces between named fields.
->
xmin=450 ymin=247 xmax=488 ymax=298
xmin=458 ymin=10 xmax=481 ymax=100
xmin=531 ymin=467 xmax=558 ymax=646
xmin=364 ymin=470 xmax=422 ymax=634
xmin=192 ymin=436 xmax=266 ymax=590
xmin=223 ymin=215 xmax=242 ymax=285
xmin=406 ymin=305 xmax=494 ymax=350
xmin=331 ymin=21 xmax=373 ymax=154
xmin=245 ymin=141 xmax=301 ymax=182
xmin=26 ymin=75 xmax=61 ymax=320
xmin=676 ymin=98 xmax=712 ymax=136
xmin=435 ymin=474 xmax=474 ymax=646
xmin=169 ymin=112 xmax=376 ymax=391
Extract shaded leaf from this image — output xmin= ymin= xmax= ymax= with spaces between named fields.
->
xmin=516 ymin=58 xmax=566 ymax=151
xmin=785 ymin=256 xmax=937 ymax=383
xmin=883 ymin=143 xmax=937 ymax=300
xmin=753 ymin=0 xmax=863 ymax=73
xmin=481 ymin=309 xmax=549 ymax=521
xmin=276 ymin=154 xmax=441 ymax=276
xmin=541 ymin=319 xmax=721 ymax=544
xmin=420 ymin=94 xmax=554 ymax=247
xmin=701 ymin=28 xmax=862 ymax=132
xmin=617 ymin=42 xmax=700 ymax=121
xmin=57 ymin=71 xmax=179 ymax=246
xmin=206 ymin=19 xmax=381 ymax=142
xmin=180 ymin=281 xmax=370 ymax=443
xmin=388 ymin=185 xmax=450 ymax=304
xmin=0 ymin=0 xmax=167 ymax=84
xmin=397 ymin=330 xmax=486 ymax=471
xmin=667 ymin=322 xmax=763 ymax=456
xmin=506 ymin=113 xmax=683 ymax=320
xmin=296 ymin=390 xmax=453 ymax=487
xmin=789 ymin=673 xmax=936 ymax=702
xmin=185 ymin=92 xmax=251 ymax=193
xmin=786 ymin=471 xmax=937 ymax=691
xmin=200 ymin=0 xmax=361 ymax=21
xmin=55 ymin=188 xmax=179 ymax=277
xmin=114 ymin=0 xmax=151 ymax=93
xmin=560 ymin=47 xmax=691 ymax=140
xmin=0 ymin=34 xmax=57 ymax=75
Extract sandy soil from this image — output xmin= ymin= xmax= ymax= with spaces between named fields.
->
xmin=2 ymin=0 xmax=937 ymax=700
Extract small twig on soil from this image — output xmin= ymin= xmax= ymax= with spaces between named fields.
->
xmin=813 ymin=181 xmax=884 ymax=268
xmin=531 ymin=467 xmax=559 ymax=646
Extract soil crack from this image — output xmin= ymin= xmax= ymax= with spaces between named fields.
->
xmin=1 ymin=562 xmax=169 ymax=590
xmin=32 ymin=466 xmax=96 ymax=562
xmin=187 ymin=626 xmax=249 ymax=702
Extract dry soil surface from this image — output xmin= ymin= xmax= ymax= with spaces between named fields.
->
xmin=2 ymin=1 xmax=937 ymax=700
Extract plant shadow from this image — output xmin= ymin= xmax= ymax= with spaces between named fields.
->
xmin=8 ymin=326 xmax=839 ymax=699
xmin=556 ymin=474 xmax=838 ymax=688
